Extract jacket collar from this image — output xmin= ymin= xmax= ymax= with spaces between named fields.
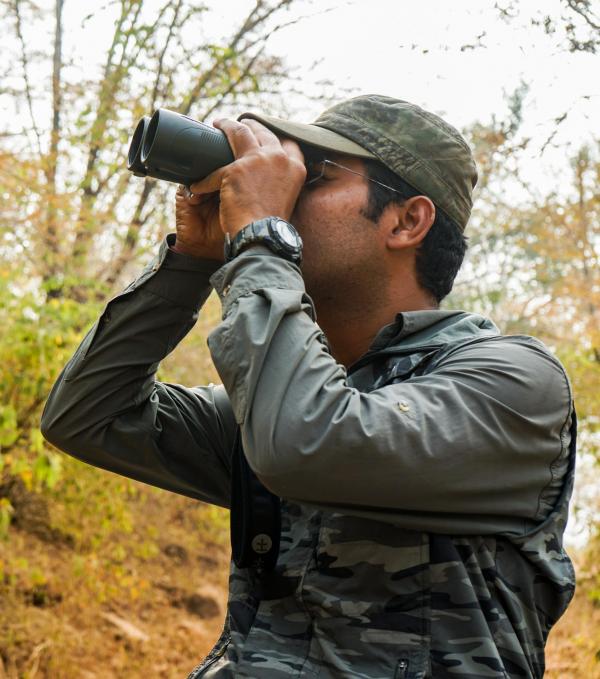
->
xmin=349 ymin=310 xmax=499 ymax=375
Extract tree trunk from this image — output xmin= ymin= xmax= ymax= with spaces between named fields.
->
xmin=44 ymin=0 xmax=64 ymax=296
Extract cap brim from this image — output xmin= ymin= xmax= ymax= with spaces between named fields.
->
xmin=239 ymin=112 xmax=376 ymax=160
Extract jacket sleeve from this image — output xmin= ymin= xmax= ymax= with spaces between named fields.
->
xmin=41 ymin=235 xmax=237 ymax=509
xmin=207 ymin=247 xmax=573 ymax=534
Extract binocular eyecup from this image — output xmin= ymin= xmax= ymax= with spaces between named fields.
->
xmin=127 ymin=109 xmax=234 ymax=186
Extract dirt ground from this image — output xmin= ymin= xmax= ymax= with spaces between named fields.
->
xmin=0 ymin=472 xmax=231 ymax=678
xmin=545 ymin=580 xmax=600 ymax=679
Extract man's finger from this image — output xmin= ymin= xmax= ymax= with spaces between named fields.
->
xmin=281 ymin=138 xmax=305 ymax=164
xmin=186 ymin=191 xmax=219 ymax=207
xmin=239 ymin=118 xmax=281 ymax=148
xmin=214 ymin=118 xmax=260 ymax=158
xmin=176 ymin=184 xmax=191 ymax=199
xmin=190 ymin=166 xmax=226 ymax=195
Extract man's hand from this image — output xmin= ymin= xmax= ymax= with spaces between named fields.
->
xmin=173 ymin=185 xmax=225 ymax=261
xmin=189 ymin=118 xmax=306 ymax=239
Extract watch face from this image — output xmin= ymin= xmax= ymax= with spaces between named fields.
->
xmin=273 ymin=219 xmax=298 ymax=248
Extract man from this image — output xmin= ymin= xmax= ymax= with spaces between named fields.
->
xmin=41 ymin=95 xmax=575 ymax=678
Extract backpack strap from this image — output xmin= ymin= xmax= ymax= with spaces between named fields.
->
xmin=230 ymin=428 xmax=281 ymax=572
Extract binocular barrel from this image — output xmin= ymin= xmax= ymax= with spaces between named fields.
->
xmin=127 ymin=109 xmax=234 ymax=186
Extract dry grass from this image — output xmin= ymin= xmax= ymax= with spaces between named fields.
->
xmin=546 ymin=567 xmax=600 ymax=679
xmin=0 ymin=466 xmax=230 ymax=678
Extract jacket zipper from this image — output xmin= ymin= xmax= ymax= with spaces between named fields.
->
xmin=186 ymin=634 xmax=230 ymax=678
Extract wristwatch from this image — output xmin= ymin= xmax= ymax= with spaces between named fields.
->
xmin=225 ymin=217 xmax=303 ymax=265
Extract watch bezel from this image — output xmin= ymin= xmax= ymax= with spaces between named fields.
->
xmin=227 ymin=217 xmax=302 ymax=264
xmin=267 ymin=218 xmax=301 ymax=254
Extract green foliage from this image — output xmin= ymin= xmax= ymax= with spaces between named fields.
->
xmin=196 ymin=502 xmax=230 ymax=548
xmin=558 ymin=348 xmax=600 ymax=431
xmin=0 ymin=498 xmax=14 ymax=539
xmin=32 ymin=450 xmax=63 ymax=490
xmin=0 ymin=405 xmax=18 ymax=450
xmin=0 ymin=263 xmax=102 ymax=492
xmin=47 ymin=455 xmax=136 ymax=551
xmin=588 ymin=587 xmax=600 ymax=607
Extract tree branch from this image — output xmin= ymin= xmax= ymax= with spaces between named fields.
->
xmin=12 ymin=0 xmax=43 ymax=157
xmin=71 ymin=0 xmax=146 ymax=266
xmin=566 ymin=0 xmax=600 ymax=31
xmin=178 ymin=0 xmax=291 ymax=114
xmin=102 ymin=179 xmax=157 ymax=290
xmin=150 ymin=0 xmax=183 ymax=109
xmin=200 ymin=46 xmax=267 ymax=121
xmin=40 ymin=0 xmax=65 ymax=291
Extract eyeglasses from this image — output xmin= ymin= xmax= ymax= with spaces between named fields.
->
xmin=304 ymin=158 xmax=403 ymax=196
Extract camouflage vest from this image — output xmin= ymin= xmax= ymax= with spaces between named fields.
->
xmin=188 ymin=335 xmax=576 ymax=679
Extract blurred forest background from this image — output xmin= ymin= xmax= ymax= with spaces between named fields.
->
xmin=0 ymin=0 xmax=598 ymax=676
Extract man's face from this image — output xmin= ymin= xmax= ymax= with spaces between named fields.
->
xmin=290 ymin=151 xmax=387 ymax=308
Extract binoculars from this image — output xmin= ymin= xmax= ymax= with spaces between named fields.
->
xmin=127 ymin=109 xmax=234 ymax=186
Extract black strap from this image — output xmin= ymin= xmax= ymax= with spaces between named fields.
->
xmin=230 ymin=428 xmax=281 ymax=572
xmin=566 ymin=407 xmax=577 ymax=484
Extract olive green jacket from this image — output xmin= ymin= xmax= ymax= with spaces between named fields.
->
xmin=41 ymin=235 xmax=575 ymax=678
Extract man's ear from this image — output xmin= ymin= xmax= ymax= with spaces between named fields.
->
xmin=384 ymin=196 xmax=436 ymax=251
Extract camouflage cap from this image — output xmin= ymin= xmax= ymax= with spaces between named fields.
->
xmin=240 ymin=94 xmax=478 ymax=231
